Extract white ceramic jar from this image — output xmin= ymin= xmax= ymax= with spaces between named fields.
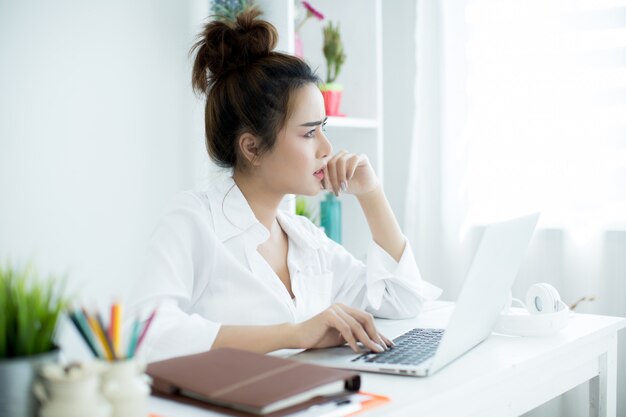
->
xmin=102 ymin=359 xmax=150 ymax=417
xmin=34 ymin=362 xmax=111 ymax=417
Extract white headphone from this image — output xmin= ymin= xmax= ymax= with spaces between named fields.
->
xmin=495 ymin=283 xmax=570 ymax=337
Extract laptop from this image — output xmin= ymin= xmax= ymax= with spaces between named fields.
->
xmin=294 ymin=213 xmax=540 ymax=377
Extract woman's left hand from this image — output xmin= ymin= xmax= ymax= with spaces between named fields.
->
xmin=323 ymin=150 xmax=380 ymax=196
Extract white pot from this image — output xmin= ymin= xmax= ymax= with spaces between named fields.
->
xmin=34 ymin=373 xmax=111 ymax=417
xmin=102 ymin=359 xmax=150 ymax=417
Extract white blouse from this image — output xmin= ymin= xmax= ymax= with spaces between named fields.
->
xmin=129 ymin=174 xmax=441 ymax=362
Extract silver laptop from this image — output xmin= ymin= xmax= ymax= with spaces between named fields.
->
xmin=294 ymin=213 xmax=540 ymax=376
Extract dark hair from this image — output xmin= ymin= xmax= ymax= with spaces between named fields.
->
xmin=190 ymin=8 xmax=320 ymax=169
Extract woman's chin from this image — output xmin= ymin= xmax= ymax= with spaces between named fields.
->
xmin=298 ymin=183 xmax=324 ymax=197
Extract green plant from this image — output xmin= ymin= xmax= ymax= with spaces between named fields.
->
xmin=211 ymin=0 xmax=255 ymax=22
xmin=295 ymin=195 xmax=319 ymax=225
xmin=0 ymin=261 xmax=68 ymax=358
xmin=322 ymin=21 xmax=346 ymax=85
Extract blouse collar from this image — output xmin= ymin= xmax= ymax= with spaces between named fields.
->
xmin=206 ymin=173 xmax=323 ymax=251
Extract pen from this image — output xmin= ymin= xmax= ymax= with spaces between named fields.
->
xmin=287 ymin=398 xmax=361 ymax=417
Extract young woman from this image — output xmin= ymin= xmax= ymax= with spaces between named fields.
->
xmin=130 ymin=9 xmax=439 ymax=362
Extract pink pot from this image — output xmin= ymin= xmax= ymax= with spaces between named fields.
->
xmin=294 ymin=32 xmax=304 ymax=58
xmin=321 ymin=90 xmax=344 ymax=117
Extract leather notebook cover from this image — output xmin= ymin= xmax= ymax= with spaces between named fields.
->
xmin=147 ymin=347 xmax=361 ymax=415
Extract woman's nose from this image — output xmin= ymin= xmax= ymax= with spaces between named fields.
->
xmin=318 ymin=130 xmax=332 ymax=159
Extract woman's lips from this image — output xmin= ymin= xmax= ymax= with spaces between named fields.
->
xmin=313 ymin=169 xmax=325 ymax=180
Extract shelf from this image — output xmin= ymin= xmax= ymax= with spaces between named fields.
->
xmin=326 ymin=116 xmax=379 ymax=129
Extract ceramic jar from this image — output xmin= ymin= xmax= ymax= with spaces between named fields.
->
xmin=33 ymin=362 xmax=111 ymax=417
xmin=102 ymin=359 xmax=150 ymax=417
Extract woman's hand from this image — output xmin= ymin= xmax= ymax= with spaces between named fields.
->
xmin=323 ymin=151 xmax=380 ymax=196
xmin=294 ymin=303 xmax=393 ymax=353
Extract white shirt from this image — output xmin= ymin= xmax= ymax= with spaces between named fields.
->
xmin=129 ymin=174 xmax=441 ymax=362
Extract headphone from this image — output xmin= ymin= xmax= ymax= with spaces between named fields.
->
xmin=495 ymin=283 xmax=570 ymax=337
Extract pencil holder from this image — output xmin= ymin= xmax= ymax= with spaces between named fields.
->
xmin=101 ymin=359 xmax=150 ymax=417
xmin=34 ymin=362 xmax=111 ymax=417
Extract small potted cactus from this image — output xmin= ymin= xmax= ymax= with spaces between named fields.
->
xmin=319 ymin=20 xmax=347 ymax=116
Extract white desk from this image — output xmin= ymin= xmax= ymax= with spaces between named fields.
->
xmin=149 ymin=302 xmax=626 ymax=417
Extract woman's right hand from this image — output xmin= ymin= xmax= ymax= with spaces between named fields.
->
xmin=294 ymin=303 xmax=394 ymax=353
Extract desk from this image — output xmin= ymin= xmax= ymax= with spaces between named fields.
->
xmin=149 ymin=302 xmax=626 ymax=417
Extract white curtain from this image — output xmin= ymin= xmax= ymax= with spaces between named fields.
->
xmin=405 ymin=1 xmax=626 ymax=416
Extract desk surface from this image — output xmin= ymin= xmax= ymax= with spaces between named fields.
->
xmin=149 ymin=302 xmax=626 ymax=417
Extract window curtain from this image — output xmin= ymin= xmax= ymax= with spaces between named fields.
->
xmin=405 ymin=1 xmax=626 ymax=416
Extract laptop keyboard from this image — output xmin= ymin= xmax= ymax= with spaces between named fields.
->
xmin=352 ymin=328 xmax=445 ymax=366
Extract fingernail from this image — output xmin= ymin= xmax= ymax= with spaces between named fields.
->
xmin=340 ymin=181 xmax=347 ymax=192
xmin=374 ymin=343 xmax=385 ymax=353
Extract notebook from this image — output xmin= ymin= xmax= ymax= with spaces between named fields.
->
xmin=294 ymin=213 xmax=540 ymax=377
xmin=147 ymin=347 xmax=361 ymax=415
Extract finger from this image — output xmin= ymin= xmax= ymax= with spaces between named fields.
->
xmin=335 ymin=154 xmax=348 ymax=193
xmin=326 ymin=151 xmax=346 ymax=196
xmin=345 ymin=154 xmax=361 ymax=182
xmin=380 ymin=334 xmax=395 ymax=348
xmin=321 ymin=164 xmax=331 ymax=191
xmin=335 ymin=307 xmax=385 ymax=353
xmin=327 ymin=309 xmax=361 ymax=352
xmin=340 ymin=305 xmax=387 ymax=350
xmin=326 ymin=158 xmax=339 ymax=196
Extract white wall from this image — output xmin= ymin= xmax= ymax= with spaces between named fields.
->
xmin=0 ymin=0 xmax=209 ymax=303
xmin=381 ymin=0 xmax=417 ymax=231
xmin=0 ymin=0 xmax=418 ymax=305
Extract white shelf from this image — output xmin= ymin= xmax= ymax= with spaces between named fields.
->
xmin=260 ymin=0 xmax=383 ymax=259
xmin=326 ymin=116 xmax=379 ymax=129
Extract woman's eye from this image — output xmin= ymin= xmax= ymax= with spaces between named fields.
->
xmin=304 ymin=123 xmax=327 ymax=138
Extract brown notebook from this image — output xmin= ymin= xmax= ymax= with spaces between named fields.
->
xmin=147 ymin=347 xmax=361 ymax=415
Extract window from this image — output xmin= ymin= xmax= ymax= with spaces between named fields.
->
xmin=462 ymin=0 xmax=626 ymax=232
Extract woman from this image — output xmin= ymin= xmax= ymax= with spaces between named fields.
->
xmin=131 ymin=9 xmax=440 ymax=362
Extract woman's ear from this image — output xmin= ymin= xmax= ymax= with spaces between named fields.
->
xmin=238 ymin=133 xmax=261 ymax=166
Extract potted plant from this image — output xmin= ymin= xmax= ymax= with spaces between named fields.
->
xmin=210 ymin=0 xmax=255 ymax=22
xmin=295 ymin=195 xmax=319 ymax=225
xmin=0 ymin=261 xmax=68 ymax=417
xmin=320 ymin=20 xmax=347 ymax=117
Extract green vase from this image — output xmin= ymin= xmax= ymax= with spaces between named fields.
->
xmin=320 ymin=192 xmax=342 ymax=243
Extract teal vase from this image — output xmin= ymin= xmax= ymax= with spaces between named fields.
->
xmin=320 ymin=193 xmax=342 ymax=243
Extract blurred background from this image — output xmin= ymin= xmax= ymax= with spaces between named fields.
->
xmin=1 ymin=1 xmax=625 ymax=415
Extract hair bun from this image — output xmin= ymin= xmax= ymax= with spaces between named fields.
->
xmin=191 ymin=8 xmax=278 ymax=94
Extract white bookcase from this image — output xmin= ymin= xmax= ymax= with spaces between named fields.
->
xmin=258 ymin=0 xmax=384 ymax=260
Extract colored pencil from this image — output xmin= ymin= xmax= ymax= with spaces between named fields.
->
xmin=134 ymin=307 xmax=158 ymax=354
xmin=126 ymin=318 xmax=141 ymax=358
xmin=83 ymin=308 xmax=114 ymax=361
xmin=69 ymin=303 xmax=158 ymax=362
xmin=109 ymin=302 xmax=122 ymax=358
xmin=95 ymin=312 xmax=117 ymax=360
xmin=68 ymin=310 xmax=100 ymax=358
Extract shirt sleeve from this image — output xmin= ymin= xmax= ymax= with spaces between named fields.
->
xmin=317 ymin=229 xmax=442 ymax=319
xmin=127 ymin=192 xmax=221 ymax=363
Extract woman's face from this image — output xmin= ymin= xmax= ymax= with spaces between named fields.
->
xmin=256 ymin=83 xmax=332 ymax=196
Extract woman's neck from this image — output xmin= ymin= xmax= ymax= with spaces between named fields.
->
xmin=232 ymin=170 xmax=284 ymax=232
